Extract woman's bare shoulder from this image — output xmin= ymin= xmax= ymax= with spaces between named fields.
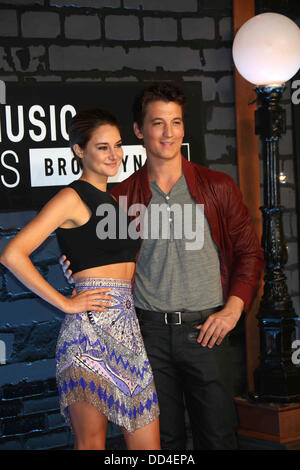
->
xmin=33 ymin=187 xmax=82 ymax=225
xmin=47 ymin=186 xmax=81 ymax=206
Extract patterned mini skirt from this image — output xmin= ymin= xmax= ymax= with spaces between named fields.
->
xmin=56 ymin=278 xmax=159 ymax=434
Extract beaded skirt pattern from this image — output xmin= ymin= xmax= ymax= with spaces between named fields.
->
xmin=56 ymin=278 xmax=159 ymax=434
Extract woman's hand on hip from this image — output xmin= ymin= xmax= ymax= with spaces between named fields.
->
xmin=63 ymin=287 xmax=113 ymax=314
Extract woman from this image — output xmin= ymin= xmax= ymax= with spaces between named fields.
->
xmin=0 ymin=108 xmax=160 ymax=450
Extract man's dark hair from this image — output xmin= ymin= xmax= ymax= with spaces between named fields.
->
xmin=132 ymin=82 xmax=187 ymax=130
xmin=68 ymin=108 xmax=121 ymax=168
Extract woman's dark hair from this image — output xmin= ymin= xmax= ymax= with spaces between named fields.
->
xmin=68 ymin=108 xmax=121 ymax=168
xmin=132 ymin=82 xmax=187 ymax=130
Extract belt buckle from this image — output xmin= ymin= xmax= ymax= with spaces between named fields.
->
xmin=164 ymin=311 xmax=182 ymax=325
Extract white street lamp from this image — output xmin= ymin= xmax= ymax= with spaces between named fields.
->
xmin=232 ymin=13 xmax=300 ymax=402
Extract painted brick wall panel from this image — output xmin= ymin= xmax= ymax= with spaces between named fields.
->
xmin=10 ymin=46 xmax=46 ymax=73
xmin=0 ymin=10 xmax=18 ymax=37
xmin=204 ymin=133 xmax=236 ymax=161
xmin=209 ymin=163 xmax=238 ymax=183
xmin=23 ymin=395 xmax=59 ymax=414
xmin=283 ymin=212 xmax=298 ymax=239
xmin=286 ymin=269 xmax=300 ymax=294
xmin=0 ymin=399 xmax=23 ymax=418
xmin=202 ymin=0 xmax=232 ymax=8
xmin=181 ymin=18 xmax=215 ymax=40
xmin=21 ymin=12 xmax=60 ymax=39
xmin=45 ymin=264 xmax=70 ymax=291
xmin=124 ymin=0 xmax=141 ymax=9
xmin=0 ymin=359 xmax=56 ymax=389
xmin=47 ymin=411 xmax=65 ymax=428
xmin=50 ymin=0 xmax=120 ymax=8
xmin=281 ymin=186 xmax=297 ymax=209
xmin=219 ymin=17 xmax=233 ymax=41
xmin=203 ymin=48 xmax=233 ymax=71
xmin=10 ymin=321 xmax=60 ymax=363
xmin=64 ymin=14 xmax=101 ymax=40
xmin=286 ymin=242 xmax=298 ymax=267
xmin=0 ymin=439 xmax=23 ymax=450
xmin=127 ymin=47 xmax=202 ymax=71
xmin=141 ymin=0 xmax=197 ymax=12
xmin=2 ymin=413 xmax=46 ymax=435
xmin=5 ymin=271 xmax=33 ymax=295
xmin=0 ymin=211 xmax=37 ymax=229
xmin=0 ymin=0 xmax=44 ymax=5
xmin=199 ymin=76 xmax=217 ymax=102
xmin=49 ymin=45 xmax=126 ymax=71
xmin=0 ymin=298 xmax=64 ymax=325
xmin=105 ymin=15 xmax=140 ymax=40
xmin=143 ymin=18 xmax=177 ymax=42
xmin=48 ymin=44 xmax=204 ymax=72
xmin=182 ymin=76 xmax=217 ymax=102
xmin=279 ymin=129 xmax=293 ymax=155
xmin=207 ymin=106 xmax=236 ymax=130
xmin=217 ymin=75 xmax=235 ymax=103
xmin=1 ymin=375 xmax=56 ymax=399
xmin=23 ymin=428 xmax=71 ymax=450
xmin=0 ymin=48 xmax=14 ymax=72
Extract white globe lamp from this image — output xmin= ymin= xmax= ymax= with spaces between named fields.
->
xmin=232 ymin=12 xmax=300 ymax=86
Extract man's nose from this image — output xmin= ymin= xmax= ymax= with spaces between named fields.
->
xmin=163 ymin=123 xmax=173 ymax=137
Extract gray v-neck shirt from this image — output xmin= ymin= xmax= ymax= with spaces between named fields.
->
xmin=133 ymin=175 xmax=223 ymax=312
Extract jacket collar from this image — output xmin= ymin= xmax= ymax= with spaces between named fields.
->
xmin=139 ymin=159 xmax=152 ymax=205
xmin=139 ymin=154 xmax=197 ymax=199
xmin=182 ymin=154 xmax=197 ymax=196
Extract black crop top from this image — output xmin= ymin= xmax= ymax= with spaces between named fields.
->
xmin=55 ymin=179 xmax=140 ymax=274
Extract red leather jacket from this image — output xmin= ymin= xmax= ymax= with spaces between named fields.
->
xmin=110 ymin=156 xmax=265 ymax=311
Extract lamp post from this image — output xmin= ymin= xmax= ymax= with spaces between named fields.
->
xmin=233 ymin=13 xmax=300 ymax=402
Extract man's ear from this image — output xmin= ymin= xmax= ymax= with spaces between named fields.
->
xmin=133 ymin=122 xmax=143 ymax=140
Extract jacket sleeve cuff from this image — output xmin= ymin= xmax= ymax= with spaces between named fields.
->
xmin=228 ymin=283 xmax=259 ymax=312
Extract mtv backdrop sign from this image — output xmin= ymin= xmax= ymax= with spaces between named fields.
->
xmin=0 ymin=82 xmax=204 ymax=212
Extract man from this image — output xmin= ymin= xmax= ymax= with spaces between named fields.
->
xmin=61 ymin=82 xmax=265 ymax=449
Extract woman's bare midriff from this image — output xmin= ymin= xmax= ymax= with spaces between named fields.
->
xmin=72 ymin=262 xmax=135 ymax=282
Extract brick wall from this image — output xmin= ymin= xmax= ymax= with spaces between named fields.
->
xmin=0 ymin=0 xmax=299 ymax=450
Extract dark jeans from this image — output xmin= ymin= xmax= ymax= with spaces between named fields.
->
xmin=138 ymin=314 xmax=238 ymax=450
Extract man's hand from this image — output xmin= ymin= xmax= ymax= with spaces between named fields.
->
xmin=196 ymin=296 xmax=244 ymax=348
xmin=59 ymin=254 xmax=74 ymax=284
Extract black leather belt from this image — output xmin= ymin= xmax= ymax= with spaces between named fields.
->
xmin=136 ymin=306 xmax=223 ymax=325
